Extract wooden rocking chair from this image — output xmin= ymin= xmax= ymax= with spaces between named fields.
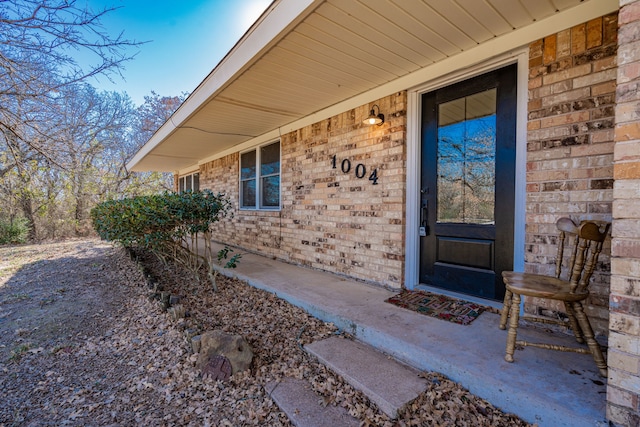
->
xmin=499 ymin=217 xmax=610 ymax=377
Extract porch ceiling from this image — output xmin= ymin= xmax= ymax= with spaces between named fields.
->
xmin=128 ymin=0 xmax=609 ymax=172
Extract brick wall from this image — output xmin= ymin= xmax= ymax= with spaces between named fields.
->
xmin=199 ymin=93 xmax=407 ymax=288
xmin=526 ymin=13 xmax=618 ymax=337
xmin=607 ymin=1 xmax=640 ymax=424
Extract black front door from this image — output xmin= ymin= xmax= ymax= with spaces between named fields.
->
xmin=420 ymin=64 xmax=517 ymax=301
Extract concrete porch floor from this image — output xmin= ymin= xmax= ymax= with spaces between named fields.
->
xmin=210 ymin=244 xmax=607 ymax=427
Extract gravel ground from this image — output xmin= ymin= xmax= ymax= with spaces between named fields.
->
xmin=0 ymin=240 xmax=531 ymax=426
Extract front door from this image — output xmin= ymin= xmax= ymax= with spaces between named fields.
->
xmin=420 ymin=64 xmax=516 ymax=301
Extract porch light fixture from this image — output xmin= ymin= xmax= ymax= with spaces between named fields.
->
xmin=363 ymin=104 xmax=384 ymax=126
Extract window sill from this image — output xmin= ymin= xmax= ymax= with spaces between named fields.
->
xmin=239 ymin=207 xmax=281 ymax=214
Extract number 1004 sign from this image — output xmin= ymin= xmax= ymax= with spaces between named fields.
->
xmin=331 ymin=155 xmax=378 ymax=185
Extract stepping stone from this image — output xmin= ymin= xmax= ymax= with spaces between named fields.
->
xmin=305 ymin=337 xmax=428 ymax=418
xmin=266 ymin=378 xmax=359 ymax=427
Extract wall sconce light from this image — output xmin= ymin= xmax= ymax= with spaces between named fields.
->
xmin=363 ymin=104 xmax=384 ymax=126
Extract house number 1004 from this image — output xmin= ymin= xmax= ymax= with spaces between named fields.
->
xmin=331 ymin=155 xmax=378 ymax=185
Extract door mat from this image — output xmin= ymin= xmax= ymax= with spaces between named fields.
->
xmin=385 ymin=290 xmax=487 ymax=325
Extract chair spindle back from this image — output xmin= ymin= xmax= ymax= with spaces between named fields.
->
xmin=553 ymin=218 xmax=610 ymax=294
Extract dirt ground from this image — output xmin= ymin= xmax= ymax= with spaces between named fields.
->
xmin=0 ymin=240 xmax=530 ymax=426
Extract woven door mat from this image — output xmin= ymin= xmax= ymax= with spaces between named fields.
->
xmin=385 ymin=289 xmax=488 ymax=325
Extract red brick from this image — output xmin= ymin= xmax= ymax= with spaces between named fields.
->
xmin=542 ymin=64 xmax=592 ymax=85
xmin=550 ymin=80 xmax=572 ymax=94
xmin=540 ymin=111 xmax=590 ymax=128
xmin=573 ymin=69 xmax=617 ymax=88
xmin=614 ymin=140 xmax=640 ymax=161
xmin=619 ymin=1 xmax=640 ymax=25
xmin=618 ymin=40 xmax=640 ymax=66
xmin=612 ymin=239 xmax=640 ymax=258
xmin=607 ymin=403 xmax=640 ymax=427
xmin=527 ymin=120 xmax=541 ymax=131
xmin=526 ymin=170 xmax=569 ymax=182
xmin=529 ymin=55 xmax=543 ymax=68
xmin=557 ymin=29 xmax=571 ymax=58
xmin=618 ymin=18 xmax=640 ymax=45
xmin=593 ymin=56 xmax=617 ymax=72
xmin=592 ymin=81 xmax=617 ymax=96
xmin=618 ymin=62 xmax=640 ymax=84
xmin=607 ymin=384 xmax=638 ymax=408
xmin=528 ymin=76 xmax=542 ymax=89
xmin=571 ymin=23 xmax=587 ymax=54
xmin=616 ymin=102 xmax=640 ymax=123
xmin=592 ymin=129 xmax=615 ymax=144
xmin=587 ymin=18 xmax=603 ymax=50
xmin=603 ymin=13 xmax=619 ymax=45
xmin=617 ymin=82 xmax=640 ymax=103
xmin=614 ymin=162 xmax=640 ymax=180
xmin=543 ymin=34 xmax=557 ymax=64
xmin=541 ymin=87 xmax=591 ymax=107
xmin=616 ymin=122 xmax=640 ymax=141
xmin=529 ymin=66 xmax=546 ymax=79
xmin=529 ymin=39 xmax=543 ymax=59
xmin=570 ymin=141 xmax=615 ymax=158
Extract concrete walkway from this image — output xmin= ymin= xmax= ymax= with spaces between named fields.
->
xmin=213 ymin=245 xmax=607 ymax=427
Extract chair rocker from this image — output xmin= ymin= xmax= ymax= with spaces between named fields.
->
xmin=499 ymin=217 xmax=610 ymax=377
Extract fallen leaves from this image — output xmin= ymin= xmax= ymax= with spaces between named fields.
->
xmin=0 ymin=240 xmax=532 ymax=426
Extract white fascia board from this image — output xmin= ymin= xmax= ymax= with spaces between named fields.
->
xmin=126 ymin=0 xmax=322 ymax=172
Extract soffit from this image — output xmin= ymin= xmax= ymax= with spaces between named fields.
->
xmin=129 ymin=0 xmax=614 ymax=172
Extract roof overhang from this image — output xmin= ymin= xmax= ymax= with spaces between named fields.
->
xmin=127 ymin=0 xmax=619 ymax=173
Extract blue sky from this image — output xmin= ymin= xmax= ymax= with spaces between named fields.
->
xmin=84 ymin=0 xmax=272 ymax=106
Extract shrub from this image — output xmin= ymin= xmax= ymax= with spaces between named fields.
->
xmin=91 ymin=190 xmax=240 ymax=290
xmin=0 ymin=217 xmax=30 ymax=245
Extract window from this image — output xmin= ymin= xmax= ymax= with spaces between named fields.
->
xmin=179 ymin=172 xmax=199 ymax=192
xmin=241 ymin=141 xmax=280 ymax=209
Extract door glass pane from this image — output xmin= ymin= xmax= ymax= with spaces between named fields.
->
xmin=437 ymin=89 xmax=496 ymax=225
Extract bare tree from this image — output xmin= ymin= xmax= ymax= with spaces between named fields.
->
xmin=130 ymin=91 xmax=186 ymax=150
xmin=121 ymin=91 xmax=188 ymax=194
xmin=54 ymin=83 xmax=134 ymax=233
xmin=0 ymin=0 xmax=140 ymax=162
xmin=0 ymin=2 xmax=189 ymax=240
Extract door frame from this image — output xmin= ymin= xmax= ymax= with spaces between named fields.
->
xmin=405 ymin=50 xmax=528 ymax=293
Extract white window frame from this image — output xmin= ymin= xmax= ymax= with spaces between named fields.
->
xmin=179 ymin=172 xmax=199 ymax=193
xmin=240 ymin=140 xmax=281 ymax=210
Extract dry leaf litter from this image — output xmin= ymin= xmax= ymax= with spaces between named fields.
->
xmin=0 ymin=239 xmax=530 ymax=426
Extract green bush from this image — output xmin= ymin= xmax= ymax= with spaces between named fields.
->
xmin=92 ymin=190 xmax=231 ymax=245
xmin=91 ymin=190 xmax=238 ymax=291
xmin=0 ymin=217 xmax=30 ymax=245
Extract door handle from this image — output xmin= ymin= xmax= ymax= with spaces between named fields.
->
xmin=419 ymin=200 xmax=429 ymax=236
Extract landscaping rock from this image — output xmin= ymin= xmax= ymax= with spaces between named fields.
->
xmin=167 ymin=304 xmax=185 ymax=320
xmin=196 ymin=330 xmax=253 ymax=376
xmin=160 ymin=291 xmax=170 ymax=309
xmin=191 ymin=334 xmax=202 ymax=353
